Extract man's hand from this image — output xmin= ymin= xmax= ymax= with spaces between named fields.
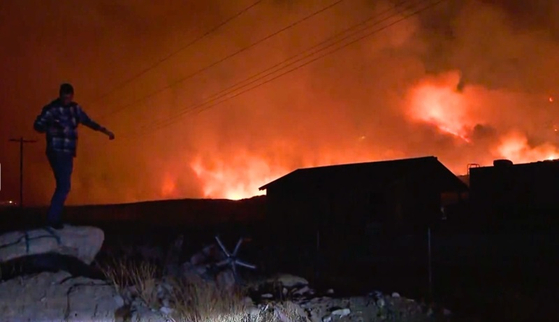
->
xmin=101 ymin=128 xmax=115 ymax=140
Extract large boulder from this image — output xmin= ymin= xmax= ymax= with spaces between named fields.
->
xmin=0 ymin=271 xmax=121 ymax=322
xmin=0 ymin=225 xmax=103 ymax=265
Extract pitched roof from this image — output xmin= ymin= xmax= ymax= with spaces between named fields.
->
xmin=259 ymin=156 xmax=467 ymax=192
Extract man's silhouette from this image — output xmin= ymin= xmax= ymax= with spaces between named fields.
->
xmin=34 ymin=83 xmax=114 ymax=229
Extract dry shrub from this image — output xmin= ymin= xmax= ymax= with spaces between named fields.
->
xmin=272 ymin=301 xmax=307 ymax=321
xmin=168 ymin=277 xmax=310 ymax=322
xmin=100 ymin=258 xmax=314 ymax=321
xmin=101 ymin=258 xmax=253 ymax=321
xmin=100 ymin=256 xmax=162 ymax=309
xmin=169 ymin=274 xmax=249 ymax=322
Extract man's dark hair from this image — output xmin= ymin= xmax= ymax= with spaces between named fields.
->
xmin=59 ymin=83 xmax=74 ymax=96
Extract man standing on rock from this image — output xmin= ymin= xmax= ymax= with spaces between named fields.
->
xmin=33 ymin=83 xmax=115 ymax=229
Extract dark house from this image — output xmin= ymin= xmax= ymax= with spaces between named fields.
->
xmin=259 ymin=156 xmax=467 ymax=247
xmin=469 ymin=159 xmax=559 ymax=226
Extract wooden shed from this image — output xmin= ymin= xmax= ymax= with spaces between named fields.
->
xmin=259 ymin=156 xmax=467 ymax=246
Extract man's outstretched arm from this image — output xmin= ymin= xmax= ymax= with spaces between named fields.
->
xmin=77 ymin=106 xmax=115 ymax=139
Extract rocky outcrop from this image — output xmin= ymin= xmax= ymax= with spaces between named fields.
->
xmin=0 ymin=226 xmax=114 ymax=321
xmin=0 ymin=225 xmax=104 ymax=265
xmin=0 ymin=271 xmax=121 ymax=322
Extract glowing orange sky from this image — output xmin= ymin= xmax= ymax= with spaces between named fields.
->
xmin=187 ymin=70 xmax=559 ymax=200
xmin=1 ymin=0 xmax=559 ymax=204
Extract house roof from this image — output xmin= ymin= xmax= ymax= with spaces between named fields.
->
xmin=259 ymin=156 xmax=468 ymax=192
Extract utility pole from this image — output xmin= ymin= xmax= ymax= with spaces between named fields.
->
xmin=9 ymin=137 xmax=37 ymax=208
xmin=427 ymin=225 xmax=433 ymax=299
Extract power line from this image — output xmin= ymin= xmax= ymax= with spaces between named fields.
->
xmin=124 ymin=0 xmax=448 ymax=140
xmin=78 ymin=1 xmax=187 ymax=93
xmin=9 ymin=137 xmax=37 ymax=208
xmin=94 ymin=0 xmax=264 ymax=117
xmin=129 ymin=0 xmax=420 ymax=136
xmin=98 ymin=0 xmax=347 ymax=121
xmin=95 ymin=0 xmax=264 ymax=120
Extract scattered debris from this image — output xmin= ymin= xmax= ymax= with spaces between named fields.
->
xmin=214 ymin=235 xmax=257 ymax=281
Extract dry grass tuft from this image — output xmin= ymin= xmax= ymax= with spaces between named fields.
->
xmin=100 ymin=257 xmax=161 ymax=309
xmin=101 ymin=258 xmax=256 ymax=321
xmin=169 ymin=274 xmax=249 ymax=322
xmin=100 ymin=257 xmax=312 ymax=321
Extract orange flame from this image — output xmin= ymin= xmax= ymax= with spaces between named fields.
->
xmin=496 ymin=131 xmax=559 ymax=163
xmin=157 ymin=71 xmax=559 ymax=200
xmin=406 ymin=72 xmax=473 ymax=142
xmin=187 ymin=147 xmax=404 ymax=200
xmin=161 ymin=173 xmax=177 ymax=198
xmin=190 ymin=154 xmax=288 ymax=200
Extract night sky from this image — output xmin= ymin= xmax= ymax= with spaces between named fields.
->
xmin=1 ymin=0 xmax=558 ymax=206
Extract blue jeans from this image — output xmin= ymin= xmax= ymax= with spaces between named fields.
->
xmin=46 ymin=151 xmax=74 ymax=224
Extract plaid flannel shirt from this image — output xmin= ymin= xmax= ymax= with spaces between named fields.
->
xmin=33 ymin=99 xmax=103 ymax=157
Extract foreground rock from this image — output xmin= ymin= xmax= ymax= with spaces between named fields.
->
xmin=248 ymin=275 xmax=439 ymax=322
xmin=296 ymin=295 xmax=427 ymax=322
xmin=245 ymin=295 xmax=430 ymax=322
xmin=0 ymin=253 xmax=106 ymax=281
xmin=0 ymin=271 xmax=121 ymax=322
xmin=0 ymin=225 xmax=104 ymax=265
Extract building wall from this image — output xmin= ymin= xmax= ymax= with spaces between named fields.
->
xmin=265 ymin=178 xmax=443 ymax=246
xmin=265 ymin=185 xmax=322 ymax=244
xmin=470 ymin=161 xmax=559 ymax=221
